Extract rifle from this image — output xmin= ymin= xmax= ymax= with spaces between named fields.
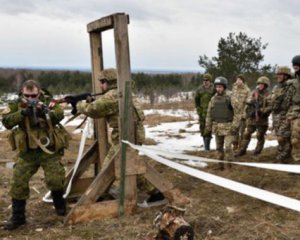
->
xmin=254 ymin=88 xmax=260 ymax=122
xmin=57 ymin=92 xmax=105 ymax=115
xmin=21 ymin=98 xmax=48 ymax=126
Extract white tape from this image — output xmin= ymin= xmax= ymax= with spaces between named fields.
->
xmin=140 ymin=145 xmax=300 ymax=174
xmin=42 ymin=118 xmax=92 ymax=203
xmin=124 ymin=141 xmax=300 ymax=212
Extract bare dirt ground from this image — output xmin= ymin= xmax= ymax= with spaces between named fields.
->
xmin=1 ymin=100 xmax=300 ymax=239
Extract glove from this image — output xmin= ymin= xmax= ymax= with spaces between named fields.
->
xmin=21 ymin=106 xmax=33 ymax=117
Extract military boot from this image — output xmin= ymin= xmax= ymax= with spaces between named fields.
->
xmin=234 ymin=139 xmax=249 ymax=157
xmin=51 ymin=190 xmax=66 ymax=216
xmin=4 ymin=199 xmax=26 ymax=231
xmin=254 ymin=141 xmax=264 ymax=155
xmin=203 ymin=137 xmax=211 ymax=151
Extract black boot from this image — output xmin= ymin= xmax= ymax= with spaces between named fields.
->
xmin=4 ymin=199 xmax=26 ymax=231
xmin=51 ymin=190 xmax=66 ymax=216
xmin=203 ymin=137 xmax=211 ymax=151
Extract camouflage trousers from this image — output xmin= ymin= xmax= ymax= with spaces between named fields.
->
xmin=199 ymin=117 xmax=211 ymax=137
xmin=290 ymin=118 xmax=300 ymax=161
xmin=240 ymin=125 xmax=268 ymax=153
xmin=273 ymin=114 xmax=291 ymax=159
xmin=215 ymin=135 xmax=234 ymax=161
xmin=232 ymin=118 xmax=246 ymax=150
xmin=104 ymin=144 xmax=155 ymax=194
xmin=10 ymin=149 xmax=65 ymax=200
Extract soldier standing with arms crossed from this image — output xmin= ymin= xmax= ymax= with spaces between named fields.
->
xmin=286 ymin=55 xmax=300 ymax=162
xmin=194 ymin=73 xmax=214 ymax=151
xmin=231 ymin=75 xmax=251 ymax=151
xmin=270 ymin=66 xmax=292 ymax=162
xmin=2 ymin=80 xmax=68 ymax=230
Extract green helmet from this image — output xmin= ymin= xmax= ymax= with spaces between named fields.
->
xmin=98 ymin=68 xmax=117 ymax=82
xmin=257 ymin=76 xmax=270 ymax=87
xmin=276 ymin=66 xmax=291 ymax=76
xmin=214 ymin=76 xmax=228 ymax=88
xmin=202 ymin=73 xmax=212 ymax=81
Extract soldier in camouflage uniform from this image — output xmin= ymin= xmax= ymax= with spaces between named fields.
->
xmin=231 ymin=75 xmax=251 ymax=151
xmin=235 ymin=76 xmax=272 ymax=156
xmin=194 ymin=73 xmax=214 ymax=150
xmin=2 ymin=80 xmax=68 ymax=230
xmin=286 ymin=55 xmax=300 ymax=162
xmin=270 ymin=66 xmax=292 ymax=162
xmin=75 ymin=68 xmax=166 ymax=208
xmin=206 ymin=77 xmax=239 ymax=170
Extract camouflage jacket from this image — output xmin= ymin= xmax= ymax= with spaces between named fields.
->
xmin=270 ymin=81 xmax=290 ymax=116
xmin=231 ymin=82 xmax=250 ymax=120
xmin=77 ymin=87 xmax=145 ymax=145
xmin=2 ymin=91 xmax=64 ymax=131
xmin=206 ymin=90 xmax=239 ymax=136
xmin=286 ymin=75 xmax=300 ymax=120
xmin=2 ymin=91 xmax=65 ymax=152
xmin=194 ymin=84 xmax=214 ymax=119
xmin=245 ymin=88 xmax=270 ymax=126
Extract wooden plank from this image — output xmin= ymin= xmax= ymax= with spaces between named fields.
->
xmin=65 ymin=200 xmax=119 ymax=225
xmin=89 ymin=31 xmax=108 ymax=170
xmin=75 ymin=148 xmax=119 ymax=205
xmin=68 ymin=177 xmax=94 ymax=197
xmin=87 ymin=13 xmax=129 ymax=33
xmin=113 ymin=14 xmax=136 ymax=215
xmin=114 ymin=148 xmax=146 ymax=177
xmin=64 ymin=141 xmax=98 ymax=190
xmin=143 ymin=164 xmax=174 ymax=193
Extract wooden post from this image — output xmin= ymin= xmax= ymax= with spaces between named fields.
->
xmin=89 ymin=31 xmax=108 ymax=171
xmin=114 ymin=14 xmax=137 ymax=215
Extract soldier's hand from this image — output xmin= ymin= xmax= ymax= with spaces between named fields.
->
xmin=230 ymin=127 xmax=238 ymax=135
xmin=21 ymin=106 xmax=33 ymax=117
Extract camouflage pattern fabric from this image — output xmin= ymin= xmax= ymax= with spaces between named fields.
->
xmin=231 ymin=82 xmax=251 ymax=147
xmin=240 ymin=124 xmax=268 ymax=154
xmin=206 ymin=90 xmax=237 ymax=161
xmin=10 ymin=149 xmax=65 ymax=200
xmin=194 ymin=84 xmax=214 ymax=136
xmin=286 ymin=76 xmax=300 ymax=161
xmin=77 ymin=85 xmax=154 ymax=192
xmin=270 ymin=82 xmax=291 ymax=160
xmin=2 ymin=91 xmax=65 ymax=200
xmin=245 ymin=88 xmax=271 ymax=126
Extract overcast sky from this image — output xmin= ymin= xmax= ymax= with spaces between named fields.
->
xmin=0 ymin=0 xmax=299 ymax=72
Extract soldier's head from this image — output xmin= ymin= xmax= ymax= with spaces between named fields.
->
xmin=276 ymin=66 xmax=291 ymax=83
xmin=256 ymin=76 xmax=270 ymax=91
xmin=98 ymin=68 xmax=118 ymax=91
xmin=202 ymin=73 xmax=212 ymax=87
xmin=292 ymin=55 xmax=300 ymax=75
xmin=235 ymin=74 xmax=245 ymax=86
xmin=21 ymin=80 xmax=41 ymax=100
xmin=214 ymin=76 xmax=228 ymax=94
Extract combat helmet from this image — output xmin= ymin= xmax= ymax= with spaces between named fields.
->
xmin=203 ymin=73 xmax=212 ymax=81
xmin=214 ymin=76 xmax=228 ymax=88
xmin=257 ymin=76 xmax=270 ymax=87
xmin=292 ymin=55 xmax=300 ymax=66
xmin=276 ymin=66 xmax=291 ymax=76
xmin=98 ymin=68 xmax=117 ymax=82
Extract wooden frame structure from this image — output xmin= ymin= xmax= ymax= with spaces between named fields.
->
xmin=63 ymin=13 xmax=186 ymax=225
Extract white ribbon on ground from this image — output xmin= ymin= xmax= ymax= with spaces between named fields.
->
xmin=140 ymin=145 xmax=300 ymax=174
xmin=124 ymin=140 xmax=300 ymax=212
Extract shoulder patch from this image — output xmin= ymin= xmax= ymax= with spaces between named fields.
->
xmin=2 ymin=106 xmax=11 ymax=114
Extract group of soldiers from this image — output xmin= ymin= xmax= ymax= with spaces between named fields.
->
xmin=195 ymin=55 xmax=300 ymax=169
xmin=2 ymin=69 xmax=167 ymax=231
